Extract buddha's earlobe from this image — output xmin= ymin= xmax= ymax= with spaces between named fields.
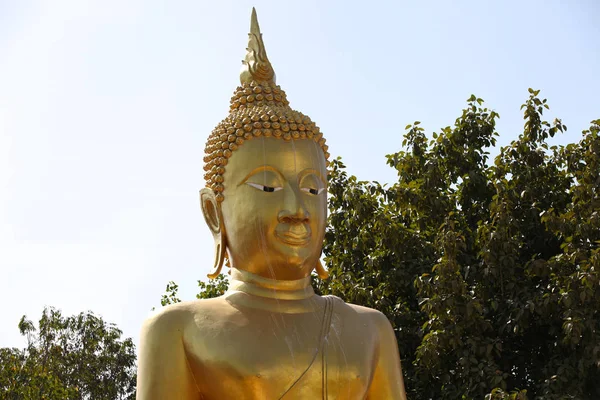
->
xmin=315 ymin=259 xmax=329 ymax=279
xmin=200 ymin=188 xmax=227 ymax=279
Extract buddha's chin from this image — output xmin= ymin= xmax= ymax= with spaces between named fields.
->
xmin=270 ymin=244 xmax=318 ymax=276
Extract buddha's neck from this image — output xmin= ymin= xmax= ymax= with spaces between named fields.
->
xmin=224 ymin=268 xmax=322 ymax=313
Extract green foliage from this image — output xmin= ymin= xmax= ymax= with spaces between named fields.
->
xmin=195 ymin=274 xmax=228 ymax=300
xmin=160 ymin=89 xmax=599 ymax=399
xmin=0 ymin=307 xmax=136 ymax=399
xmin=156 ymin=274 xmax=228 ymax=308
xmin=318 ymin=90 xmax=600 ymax=399
xmin=159 ymin=281 xmax=182 ymax=306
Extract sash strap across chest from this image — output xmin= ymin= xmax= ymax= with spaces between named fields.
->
xmin=277 ymin=295 xmax=335 ymax=400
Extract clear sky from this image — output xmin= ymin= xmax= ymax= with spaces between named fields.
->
xmin=1 ymin=0 xmax=599 ymax=350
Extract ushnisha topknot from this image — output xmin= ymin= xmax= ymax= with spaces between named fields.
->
xmin=203 ymin=8 xmax=330 ymax=202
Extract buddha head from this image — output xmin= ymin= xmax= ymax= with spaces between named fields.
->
xmin=200 ymin=8 xmax=330 ymax=281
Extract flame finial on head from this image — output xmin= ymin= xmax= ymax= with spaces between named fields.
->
xmin=240 ymin=8 xmax=276 ymax=85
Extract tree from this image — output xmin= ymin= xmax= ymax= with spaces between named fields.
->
xmin=0 ymin=307 xmax=137 ymax=400
xmin=156 ymin=273 xmax=228 ymax=308
xmin=321 ymin=90 xmax=599 ymax=399
xmin=160 ymin=89 xmax=600 ymax=399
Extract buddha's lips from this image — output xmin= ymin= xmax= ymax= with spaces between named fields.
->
xmin=275 ymin=225 xmax=311 ymax=246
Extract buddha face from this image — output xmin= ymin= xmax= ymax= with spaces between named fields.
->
xmin=219 ymin=137 xmax=327 ymax=280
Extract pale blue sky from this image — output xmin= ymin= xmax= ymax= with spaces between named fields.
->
xmin=1 ymin=0 xmax=599 ymax=349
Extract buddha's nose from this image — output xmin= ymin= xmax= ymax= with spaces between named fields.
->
xmin=278 ymin=189 xmax=309 ymax=223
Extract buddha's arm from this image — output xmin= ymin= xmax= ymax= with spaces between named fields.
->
xmin=366 ymin=312 xmax=408 ymax=400
xmin=136 ymin=306 xmax=200 ymax=399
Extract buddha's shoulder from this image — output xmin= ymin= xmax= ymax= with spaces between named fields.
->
xmin=329 ymin=296 xmax=394 ymax=331
xmin=141 ymin=297 xmax=231 ymax=337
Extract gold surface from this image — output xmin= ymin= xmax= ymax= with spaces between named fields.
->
xmin=136 ymin=8 xmax=407 ymax=399
xmin=220 ymin=137 xmax=327 ymax=282
xmin=202 ymin=7 xmax=329 ymax=203
xmin=240 ymin=8 xmax=276 ymax=85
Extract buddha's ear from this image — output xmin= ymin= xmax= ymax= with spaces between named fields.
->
xmin=200 ymin=188 xmax=227 ymax=279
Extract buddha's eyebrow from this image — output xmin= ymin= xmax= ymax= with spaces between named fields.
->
xmin=298 ymin=168 xmax=326 ymax=185
xmin=238 ymin=165 xmax=285 ymax=186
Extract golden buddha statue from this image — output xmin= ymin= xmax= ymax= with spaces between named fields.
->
xmin=137 ymin=8 xmax=407 ymax=399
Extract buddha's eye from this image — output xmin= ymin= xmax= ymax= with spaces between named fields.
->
xmin=301 ymin=187 xmax=325 ymax=195
xmin=246 ymin=182 xmax=283 ymax=193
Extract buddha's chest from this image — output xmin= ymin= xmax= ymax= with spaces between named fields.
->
xmin=184 ymin=307 xmax=377 ymax=399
